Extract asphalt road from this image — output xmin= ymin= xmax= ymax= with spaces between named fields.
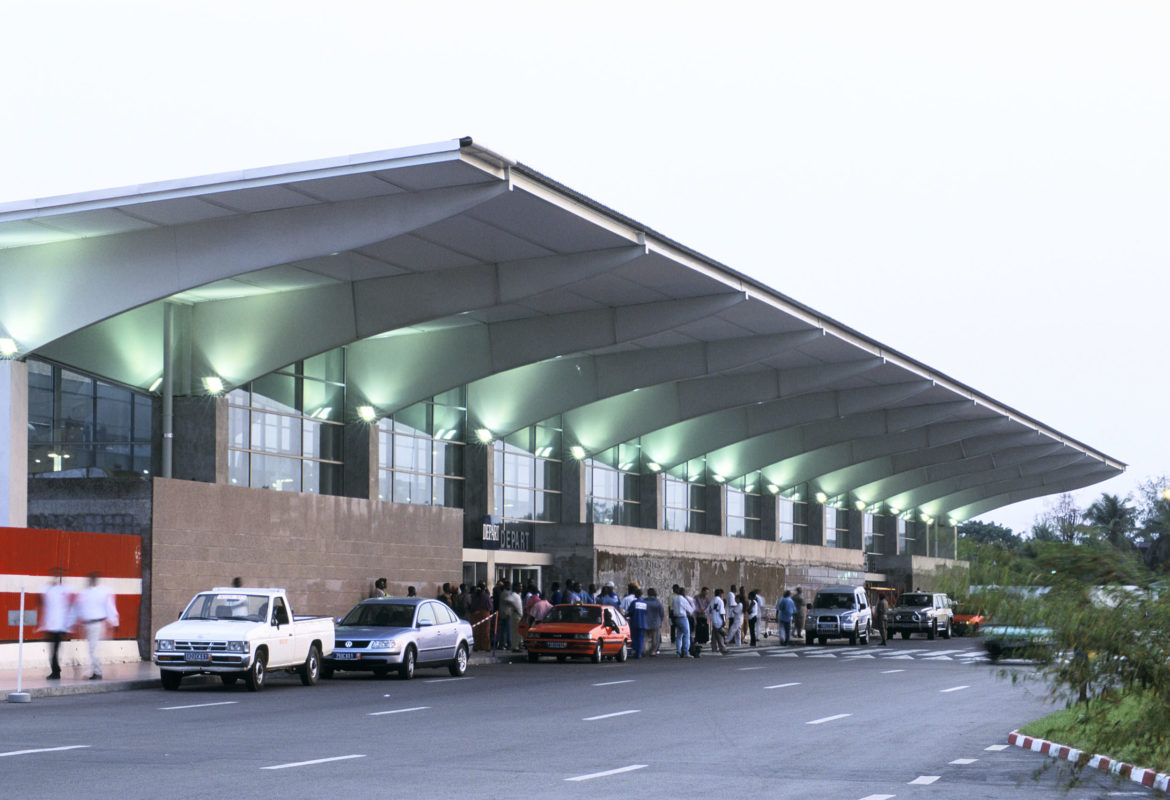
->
xmin=1 ymin=637 xmax=1157 ymax=799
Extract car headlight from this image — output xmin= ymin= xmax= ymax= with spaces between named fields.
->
xmin=371 ymin=639 xmax=401 ymax=652
xmin=574 ymin=633 xmax=593 ymax=639
xmin=155 ymin=639 xmax=174 ymax=651
xmin=226 ymin=641 xmax=249 ymax=653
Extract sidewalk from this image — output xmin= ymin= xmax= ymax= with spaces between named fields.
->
xmin=3 ymin=650 xmax=524 ymax=700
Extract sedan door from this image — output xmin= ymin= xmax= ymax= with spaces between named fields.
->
xmin=430 ymin=602 xmax=461 ymax=658
xmin=414 ymin=602 xmax=444 ymax=664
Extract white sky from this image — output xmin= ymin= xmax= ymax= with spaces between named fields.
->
xmin=2 ymin=1 xmax=1167 ymax=533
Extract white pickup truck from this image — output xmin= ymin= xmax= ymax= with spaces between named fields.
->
xmin=153 ymin=587 xmax=335 ymax=691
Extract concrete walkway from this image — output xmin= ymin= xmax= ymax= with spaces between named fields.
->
xmin=3 ymin=650 xmax=523 ymax=700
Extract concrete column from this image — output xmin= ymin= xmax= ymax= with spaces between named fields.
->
xmin=638 ymin=471 xmax=662 ymax=529
xmin=0 ymin=359 xmax=28 ymax=527
xmin=760 ymin=491 xmax=779 ymax=541
xmin=848 ymin=509 xmax=864 ymax=551
xmin=342 ymin=421 xmax=376 ymax=500
xmin=877 ymin=514 xmax=898 ymax=555
xmin=805 ymin=502 xmax=825 ymax=547
xmin=463 ymin=441 xmax=494 ymax=546
xmin=706 ymin=482 xmax=726 ymax=536
xmin=560 ymin=455 xmax=586 ymax=524
xmin=172 ymin=395 xmax=227 ymax=483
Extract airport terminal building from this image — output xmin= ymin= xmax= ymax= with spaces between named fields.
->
xmin=0 ymin=138 xmax=1124 ymax=655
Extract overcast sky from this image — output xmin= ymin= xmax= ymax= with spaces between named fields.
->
xmin=2 ymin=1 xmax=1166 ymax=533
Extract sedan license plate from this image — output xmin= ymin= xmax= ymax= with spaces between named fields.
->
xmin=184 ymin=652 xmax=211 ymax=663
xmin=333 ymin=652 xmax=358 ymax=660
xmin=545 ymin=641 xmax=567 ymax=648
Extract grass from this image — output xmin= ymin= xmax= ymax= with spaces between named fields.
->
xmin=1019 ymin=689 xmax=1170 ymax=774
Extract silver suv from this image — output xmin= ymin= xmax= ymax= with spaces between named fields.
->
xmin=805 ymin=585 xmax=872 ymax=646
xmin=888 ymin=592 xmax=954 ymax=640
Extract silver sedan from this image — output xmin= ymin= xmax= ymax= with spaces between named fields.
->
xmin=323 ymin=597 xmax=472 ymax=680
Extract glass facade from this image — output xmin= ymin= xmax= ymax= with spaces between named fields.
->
xmin=824 ymin=505 xmax=851 ymax=549
xmin=863 ymin=512 xmax=881 ymax=554
xmin=726 ymin=474 xmax=762 ymax=539
xmin=227 ymin=352 xmax=345 ymax=494
xmin=376 ymin=388 xmax=465 ymax=507
xmin=776 ymin=489 xmax=808 ymax=543
xmin=27 ymin=358 xmax=153 ymax=477
xmin=663 ymin=458 xmax=707 ymax=533
xmin=584 ymin=443 xmax=640 ymax=525
xmin=493 ymin=420 xmax=562 ymax=529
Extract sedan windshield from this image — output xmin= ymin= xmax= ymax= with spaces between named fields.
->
xmin=901 ymin=594 xmax=931 ymax=607
xmin=813 ymin=593 xmax=856 ymax=610
xmin=540 ymin=606 xmax=603 ymax=625
xmin=340 ymin=603 xmax=415 ymax=628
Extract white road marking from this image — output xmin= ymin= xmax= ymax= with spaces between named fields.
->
xmin=765 ymin=682 xmax=801 ymax=689
xmin=262 ymin=754 xmax=365 ymax=770
xmin=593 ymin=679 xmax=636 ymax=686
xmin=769 ymin=652 xmax=800 ymax=658
xmin=939 ymin=685 xmax=970 ymax=693
xmin=583 ymin=709 xmax=640 ymax=721
xmin=881 ymin=669 xmax=905 ymax=674
xmin=882 ymin=655 xmax=915 ymax=660
xmin=909 ymin=775 xmax=940 ymax=785
xmin=423 ymin=677 xmax=473 ymax=684
xmin=843 ymin=654 xmax=876 ymax=659
xmin=924 ymin=656 xmax=954 ymax=661
xmin=0 ymin=745 xmax=90 ymax=758
xmin=985 ymin=744 xmax=1009 ymax=751
xmin=159 ymin=701 xmax=239 ymax=711
xmin=858 ymin=795 xmax=896 ymax=800
xmin=926 ymin=649 xmax=965 ymax=656
xmin=807 ymin=713 xmax=852 ymax=725
xmin=807 ymin=653 xmax=837 ymax=658
xmin=368 ymin=706 xmax=430 ymax=716
xmin=565 ymin=764 xmax=647 ymax=782
xmin=950 ymin=758 xmax=978 ymax=765
xmin=737 ymin=666 xmax=766 ymax=671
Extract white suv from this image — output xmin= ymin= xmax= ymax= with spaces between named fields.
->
xmin=805 ymin=585 xmax=872 ymax=646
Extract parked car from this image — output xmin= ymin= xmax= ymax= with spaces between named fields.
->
xmin=952 ymin=599 xmax=986 ymax=635
xmin=153 ymin=587 xmax=334 ymax=691
xmin=805 ymin=585 xmax=872 ymax=646
xmin=887 ymin=591 xmax=954 ymax=640
xmin=323 ymin=597 xmax=473 ymax=680
xmin=981 ymin=624 xmax=1055 ymax=662
xmin=524 ymin=604 xmax=630 ymax=663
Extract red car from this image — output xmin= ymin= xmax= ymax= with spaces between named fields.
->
xmin=525 ymin=604 xmax=630 ymax=663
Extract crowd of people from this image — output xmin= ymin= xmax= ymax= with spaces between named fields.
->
xmin=367 ymin=576 xmax=816 ymax=658
xmin=38 ymin=568 xmax=120 ymax=680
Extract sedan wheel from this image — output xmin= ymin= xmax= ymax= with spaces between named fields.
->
xmin=615 ymin=640 xmax=629 ymax=662
xmin=590 ymin=642 xmax=603 ymax=663
xmin=448 ymin=643 xmax=469 ymax=677
xmin=398 ymin=646 xmax=416 ymax=680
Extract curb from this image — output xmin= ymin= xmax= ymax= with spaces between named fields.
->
xmin=1008 ymin=730 xmax=1170 ymax=793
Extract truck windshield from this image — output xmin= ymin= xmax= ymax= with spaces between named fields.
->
xmin=901 ymin=594 xmax=932 ymax=607
xmin=813 ymin=593 xmax=856 ymax=610
xmin=182 ymin=593 xmax=271 ymax=621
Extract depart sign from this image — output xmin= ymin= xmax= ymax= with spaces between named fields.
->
xmin=480 ymin=516 xmax=533 ymax=551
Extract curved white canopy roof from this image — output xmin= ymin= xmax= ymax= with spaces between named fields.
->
xmin=0 ymin=137 xmax=1124 ymax=522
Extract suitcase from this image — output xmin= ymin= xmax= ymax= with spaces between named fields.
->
xmin=689 ymin=642 xmax=702 ymax=658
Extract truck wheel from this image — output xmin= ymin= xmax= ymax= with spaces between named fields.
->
xmin=805 ymin=630 xmax=814 ymax=646
xmin=245 ymin=650 xmax=267 ymax=692
xmin=942 ymin=620 xmax=952 ymax=640
xmin=928 ymin=621 xmax=937 ymax=640
xmin=160 ymin=670 xmax=182 ymax=691
xmin=849 ymin=627 xmax=858 ymax=646
xmin=398 ymin=646 xmax=416 ymax=680
xmin=860 ymin=625 xmax=869 ymax=645
xmin=448 ymin=643 xmax=469 ymax=677
xmin=220 ymin=674 xmax=239 ymax=686
xmin=818 ymin=637 xmax=827 ymax=645
xmin=901 ymin=631 xmax=911 ymax=639
xmin=299 ymin=645 xmax=321 ymax=686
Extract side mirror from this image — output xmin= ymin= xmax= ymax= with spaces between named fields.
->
xmin=418 ymin=620 xmax=433 ymax=627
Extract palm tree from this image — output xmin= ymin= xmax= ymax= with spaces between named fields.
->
xmin=1083 ymin=493 xmax=1136 ymax=551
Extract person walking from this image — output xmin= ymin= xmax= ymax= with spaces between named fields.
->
xmin=693 ymin=587 xmax=710 ymax=647
xmin=708 ymin=589 xmax=729 ymax=655
xmin=470 ymin=582 xmax=492 ymax=651
xmin=671 ymin=586 xmax=693 ymax=658
xmin=76 ymin=572 xmax=119 ymax=680
xmin=38 ymin=567 xmax=73 ymax=680
xmin=497 ymin=581 xmax=522 ymax=651
xmin=627 ymin=588 xmax=647 ymax=659
xmin=776 ymin=589 xmax=797 ymax=645
xmin=747 ymin=589 xmax=760 ymax=647
xmin=727 ymin=588 xmax=744 ymax=646
xmin=644 ymin=588 xmax=665 ymax=656
xmin=792 ymin=587 xmax=806 ymax=639
xmin=876 ymin=593 xmax=889 ymax=645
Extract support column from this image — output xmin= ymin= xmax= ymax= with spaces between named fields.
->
xmin=760 ymin=491 xmax=778 ymax=541
xmin=463 ymin=441 xmax=495 ymax=547
xmin=706 ymin=482 xmax=726 ymax=536
xmin=560 ymin=455 xmax=586 ymax=524
xmin=0 ymin=360 xmax=28 ymax=527
xmin=805 ymin=501 xmax=825 ymax=547
xmin=638 ymin=472 xmax=662 ymax=529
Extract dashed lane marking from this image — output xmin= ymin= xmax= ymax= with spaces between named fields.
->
xmin=909 ymin=776 xmax=940 ymax=785
xmin=881 ymin=669 xmax=905 ymax=674
xmin=737 ymin=666 xmax=766 ymax=671
xmin=765 ymin=682 xmax=801 ymax=690
xmin=858 ymin=795 xmax=896 ymax=800
xmin=368 ymin=706 xmax=430 ymax=716
xmin=565 ymin=764 xmax=647 ymax=782
xmin=985 ymin=744 xmax=1009 ymax=751
xmin=950 ymin=758 xmax=978 ymax=765
xmin=0 ymin=745 xmax=90 ymax=758
xmin=939 ymin=685 xmax=970 ymax=693
xmin=159 ymin=701 xmax=239 ymax=711
xmin=583 ymin=709 xmax=641 ymax=721
xmin=807 ymin=713 xmax=852 ymax=725
xmin=423 ymin=677 xmax=473 ymax=684
xmin=593 ymin=679 xmax=636 ymax=686
xmin=262 ymin=754 xmax=365 ymax=770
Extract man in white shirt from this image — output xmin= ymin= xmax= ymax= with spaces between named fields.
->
xmin=671 ymin=586 xmax=694 ymax=657
xmin=707 ymin=588 xmax=729 ymax=655
xmin=76 ymin=572 xmax=119 ymax=680
xmin=38 ymin=568 xmax=73 ymax=680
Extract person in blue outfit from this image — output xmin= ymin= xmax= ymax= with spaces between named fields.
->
xmin=626 ymin=588 xmax=647 ymax=658
xmin=671 ymin=585 xmax=693 ymax=657
xmin=776 ymin=589 xmax=797 ymax=645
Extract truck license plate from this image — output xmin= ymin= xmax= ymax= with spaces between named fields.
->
xmin=184 ymin=652 xmax=211 ymax=663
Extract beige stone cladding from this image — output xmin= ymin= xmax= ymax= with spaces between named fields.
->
xmin=149 ymin=478 xmax=462 ymax=636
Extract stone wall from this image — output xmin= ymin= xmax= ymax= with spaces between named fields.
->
xmin=150 ymin=478 xmax=463 ymax=633
xmin=28 ymin=476 xmax=153 ymax=536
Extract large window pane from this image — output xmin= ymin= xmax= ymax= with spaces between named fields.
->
xmin=251 ymin=373 xmax=296 ymax=412
xmin=251 ymin=453 xmax=300 ymax=491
